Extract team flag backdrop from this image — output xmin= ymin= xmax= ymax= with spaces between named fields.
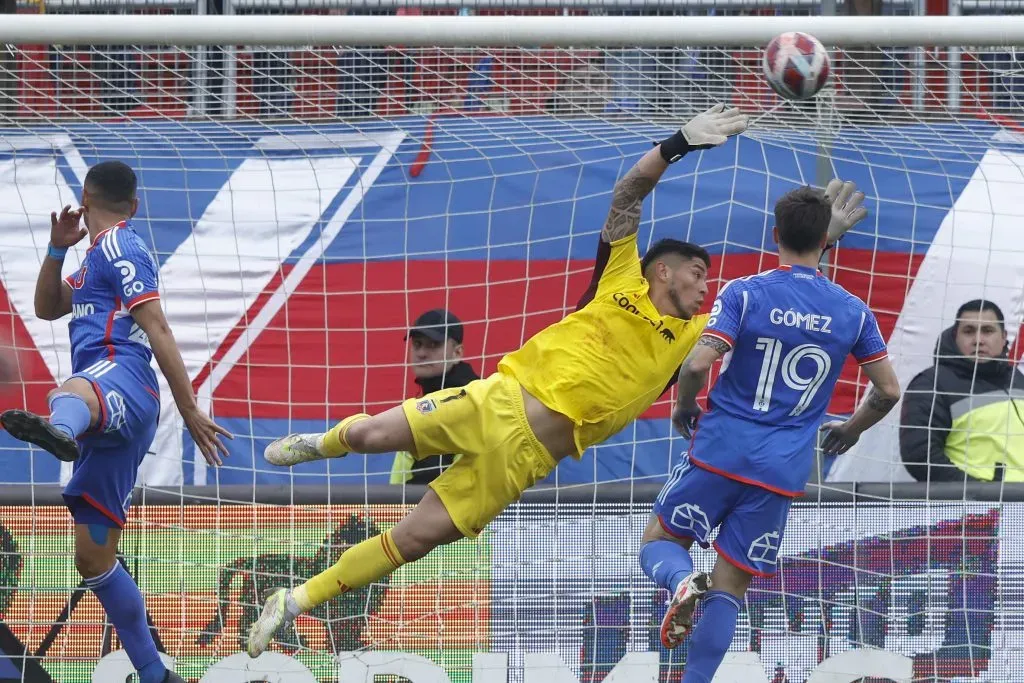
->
xmin=0 ymin=117 xmax=1021 ymax=486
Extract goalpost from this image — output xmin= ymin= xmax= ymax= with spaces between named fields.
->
xmin=0 ymin=13 xmax=1022 ymax=682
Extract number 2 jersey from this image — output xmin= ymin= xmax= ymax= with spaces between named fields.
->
xmin=63 ymin=221 xmax=161 ymax=389
xmin=691 ymin=264 xmax=887 ymax=497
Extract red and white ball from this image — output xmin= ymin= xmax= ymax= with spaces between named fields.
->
xmin=763 ymin=32 xmax=831 ymax=101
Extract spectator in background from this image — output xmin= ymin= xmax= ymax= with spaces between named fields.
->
xmin=900 ymin=299 xmax=1024 ymax=482
xmin=390 ymin=309 xmax=479 ymax=485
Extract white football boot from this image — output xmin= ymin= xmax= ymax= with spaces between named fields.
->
xmin=246 ymin=588 xmax=293 ymax=658
xmin=659 ymin=571 xmax=712 ymax=649
xmin=264 ymin=433 xmax=338 ymax=466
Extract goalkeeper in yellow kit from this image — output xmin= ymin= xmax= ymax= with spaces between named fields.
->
xmin=245 ymin=105 xmax=749 ymax=656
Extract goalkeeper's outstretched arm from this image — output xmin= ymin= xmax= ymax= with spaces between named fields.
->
xmin=600 ymin=104 xmax=748 ymax=244
xmin=819 ymin=178 xmax=868 ymax=265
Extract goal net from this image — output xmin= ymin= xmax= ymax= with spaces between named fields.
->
xmin=0 ymin=13 xmax=1022 ymax=683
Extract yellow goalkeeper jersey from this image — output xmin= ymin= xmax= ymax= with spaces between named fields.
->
xmin=497 ymin=232 xmax=707 ymax=457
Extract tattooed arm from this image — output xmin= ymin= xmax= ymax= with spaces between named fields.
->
xmin=671 ymin=335 xmax=732 ymax=438
xmin=600 ymin=148 xmax=667 ymax=243
xmin=676 ymin=335 xmax=731 ymax=407
xmin=820 ymin=357 xmax=901 ymax=456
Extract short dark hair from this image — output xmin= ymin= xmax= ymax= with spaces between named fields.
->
xmin=774 ymin=186 xmax=831 ymax=255
xmin=640 ymin=238 xmax=711 ymax=275
xmin=956 ymin=299 xmax=1005 ymax=330
xmin=84 ymin=161 xmax=137 ymax=213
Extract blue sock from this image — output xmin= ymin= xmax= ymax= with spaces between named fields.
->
xmin=682 ymin=591 xmax=741 ymax=683
xmin=48 ymin=392 xmax=91 ymax=439
xmin=639 ymin=540 xmax=694 ymax=595
xmin=85 ymin=563 xmax=165 ymax=683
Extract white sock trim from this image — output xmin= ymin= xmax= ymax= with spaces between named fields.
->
xmin=84 ymin=563 xmax=119 ymax=589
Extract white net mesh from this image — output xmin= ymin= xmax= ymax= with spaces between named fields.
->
xmin=0 ymin=14 xmax=1023 ymax=682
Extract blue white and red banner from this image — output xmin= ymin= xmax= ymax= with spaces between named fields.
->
xmin=0 ymin=118 xmax=1021 ymax=486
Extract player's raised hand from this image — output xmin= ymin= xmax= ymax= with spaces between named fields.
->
xmin=182 ymin=407 xmax=234 ymax=467
xmin=672 ymin=401 xmax=703 ymax=440
xmin=824 ymin=179 xmax=867 ymax=245
xmin=819 ymin=419 xmax=861 ymax=456
xmin=680 ymin=103 xmax=749 ymax=150
xmin=49 ymin=205 xmax=87 ymax=249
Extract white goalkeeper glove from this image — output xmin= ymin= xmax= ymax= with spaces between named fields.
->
xmin=658 ymin=103 xmax=749 ymax=163
xmin=824 ymin=179 xmax=868 ymax=245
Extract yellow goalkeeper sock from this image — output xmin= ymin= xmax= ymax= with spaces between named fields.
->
xmin=291 ymin=529 xmax=405 ymax=611
xmin=318 ymin=413 xmax=370 ymax=457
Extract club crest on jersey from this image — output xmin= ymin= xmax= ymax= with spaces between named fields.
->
xmin=415 ymin=398 xmax=436 ymax=414
xmin=69 ymin=266 xmax=88 ymax=290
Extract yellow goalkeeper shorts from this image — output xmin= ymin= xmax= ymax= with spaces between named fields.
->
xmin=401 ymin=372 xmax=556 ymax=538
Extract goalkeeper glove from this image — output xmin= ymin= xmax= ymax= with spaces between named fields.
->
xmin=657 ymin=103 xmax=749 ymax=164
xmin=824 ymin=178 xmax=868 ymax=246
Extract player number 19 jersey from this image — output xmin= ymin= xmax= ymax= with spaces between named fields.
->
xmin=691 ymin=265 xmax=887 ymax=496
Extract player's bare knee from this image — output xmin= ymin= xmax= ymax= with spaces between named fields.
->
xmin=392 ymin=523 xmax=461 ymax=562
xmin=55 ymin=377 xmax=101 ymax=423
xmin=641 ymin=514 xmax=692 ymax=549
xmin=74 ymin=543 xmax=116 ymax=579
xmin=710 ymin=557 xmax=753 ymax=599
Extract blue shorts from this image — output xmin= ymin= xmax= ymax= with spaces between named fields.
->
xmin=652 ymin=455 xmax=793 ymax=577
xmin=62 ymin=361 xmax=160 ymax=528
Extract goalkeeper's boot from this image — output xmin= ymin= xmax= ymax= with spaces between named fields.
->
xmin=659 ymin=571 xmax=711 ymax=649
xmin=162 ymin=671 xmax=187 ymax=683
xmin=0 ymin=409 xmax=80 ymax=462
xmin=247 ymin=587 xmax=294 ymax=658
xmin=264 ymin=433 xmax=335 ymax=467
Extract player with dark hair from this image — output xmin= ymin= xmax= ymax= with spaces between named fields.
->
xmin=245 ymin=104 xmax=748 ymax=657
xmin=640 ymin=183 xmax=902 ymax=682
xmin=0 ymin=160 xmax=230 ymax=683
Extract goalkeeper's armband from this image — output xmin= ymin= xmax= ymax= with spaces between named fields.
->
xmin=654 ymin=130 xmax=691 ymax=164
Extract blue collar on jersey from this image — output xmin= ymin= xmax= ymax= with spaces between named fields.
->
xmin=777 ymin=264 xmax=823 ymax=277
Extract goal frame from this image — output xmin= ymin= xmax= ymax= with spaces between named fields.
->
xmin=3 ymin=14 xmax=1024 ymax=47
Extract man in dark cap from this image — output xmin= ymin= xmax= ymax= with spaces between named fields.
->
xmin=390 ymin=309 xmax=479 ymax=485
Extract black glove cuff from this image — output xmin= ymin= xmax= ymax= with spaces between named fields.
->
xmin=655 ymin=130 xmax=691 ymax=164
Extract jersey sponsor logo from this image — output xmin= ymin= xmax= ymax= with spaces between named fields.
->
xmin=611 ymin=292 xmax=675 ymax=343
xmin=670 ymin=502 xmax=711 ymax=543
xmin=747 ymin=530 xmax=781 ymax=566
xmin=439 ymin=389 xmax=468 ymax=403
xmin=71 ymin=303 xmax=95 ymax=319
xmin=707 ymin=298 xmax=722 ymax=327
xmin=415 ymin=398 xmax=436 ymax=414
xmin=69 ymin=266 xmax=88 ymax=290
xmin=113 ymin=259 xmax=146 ymax=299
xmin=769 ymin=307 xmax=832 ymax=334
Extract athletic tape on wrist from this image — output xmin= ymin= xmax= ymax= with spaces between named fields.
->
xmin=47 ymin=244 xmax=68 ymax=261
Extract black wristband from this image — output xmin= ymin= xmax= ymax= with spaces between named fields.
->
xmin=655 ymin=130 xmax=691 ymax=164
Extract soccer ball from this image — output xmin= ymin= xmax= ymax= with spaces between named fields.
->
xmin=763 ymin=32 xmax=830 ymax=101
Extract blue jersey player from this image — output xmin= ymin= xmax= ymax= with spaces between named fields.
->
xmin=639 ymin=183 xmax=902 ymax=681
xmin=0 ymin=161 xmax=231 ymax=683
